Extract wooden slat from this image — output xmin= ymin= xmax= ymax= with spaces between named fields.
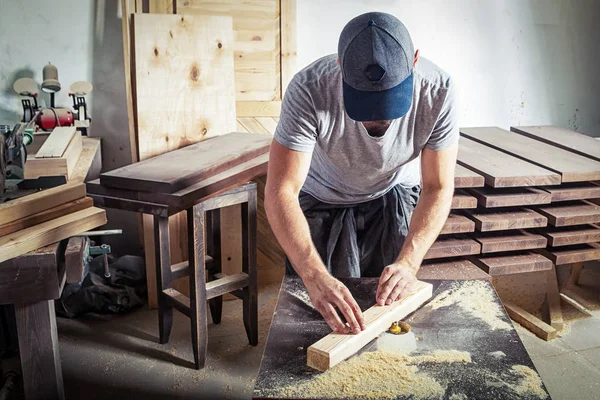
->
xmin=474 ymin=230 xmax=547 ymax=253
xmin=0 ymin=207 xmax=107 ymax=264
xmin=468 ymin=187 xmax=552 ymax=208
xmin=0 ymin=197 xmax=93 ymax=238
xmin=441 ymin=213 xmax=475 ymax=234
xmin=511 ymin=125 xmax=600 ymax=162
xmin=457 ymin=136 xmax=561 ymax=187
xmin=536 ymin=201 xmax=600 ymax=227
xmin=451 ymin=190 xmax=478 ymax=209
xmin=205 ymin=272 xmax=249 ymax=299
xmin=306 ymin=282 xmax=433 ymax=371
xmin=460 ymin=127 xmax=600 ymax=183
xmin=538 ymin=243 xmax=600 ymax=265
xmin=163 ymin=288 xmax=191 ymax=317
xmin=121 ymin=0 xmax=139 ymax=163
xmin=418 ymin=259 xmax=490 ymax=281
xmin=254 ymin=117 xmax=278 ymax=135
xmin=280 ymin=0 xmax=297 ymax=95
xmin=34 ymin=127 xmax=77 ymax=158
xmin=70 ymin=138 xmax=102 ymax=183
xmin=99 ymin=132 xmax=271 ymax=193
xmin=423 ymin=236 xmax=480 ymax=260
xmin=539 ymin=182 xmax=600 ymax=202
xmin=465 ymin=208 xmax=548 ymax=232
xmin=0 ymin=183 xmax=86 ymax=226
xmin=237 ymin=117 xmax=272 ymax=134
xmin=504 ymin=300 xmax=557 ymax=341
xmin=454 ymin=164 xmax=485 ymax=188
xmin=472 ymin=252 xmax=552 ymax=276
xmin=538 ymin=224 xmax=600 ymax=247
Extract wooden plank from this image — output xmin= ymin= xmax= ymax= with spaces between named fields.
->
xmin=306 ymin=282 xmax=433 ymax=371
xmin=468 ymin=186 xmax=552 ymax=208
xmin=465 ymin=208 xmax=548 ymax=232
xmin=237 ymin=117 xmax=272 ymax=134
xmin=280 ymin=0 xmax=297 ymax=95
xmin=418 ymin=259 xmax=491 ymax=281
xmin=34 ymin=127 xmax=77 ymax=158
xmin=441 ymin=213 xmax=475 ymax=234
xmin=235 ymin=100 xmax=281 ymax=117
xmin=423 ymin=236 xmax=480 ymax=260
xmin=0 ymin=197 xmax=93 ymax=238
xmin=538 ymin=243 xmax=600 ymax=265
xmin=28 ymin=131 xmax=51 ymax=155
xmin=538 ymin=225 xmax=600 ymax=247
xmin=460 ymin=127 xmax=600 ymax=183
xmin=63 ymin=132 xmax=84 ymax=178
xmin=121 ymin=0 xmax=139 ymax=163
xmin=148 ymin=0 xmax=174 ymax=13
xmin=503 ymin=300 xmax=557 ymax=341
xmin=472 ymin=252 xmax=552 ymax=276
xmin=474 ymin=230 xmax=547 ymax=253
xmin=0 ymin=182 xmax=86 ymax=226
xmin=65 ymin=236 xmax=88 ymax=284
xmin=254 ymin=116 xmax=278 ymax=135
xmin=511 ymin=125 xmax=600 ymax=162
xmin=457 ymin=136 xmax=561 ymax=187
xmin=24 ymin=132 xmax=83 ymax=180
xmin=536 ymin=201 xmax=600 ymax=227
xmin=99 ymin=132 xmax=271 ymax=193
xmin=540 ymin=182 xmax=600 ymax=202
xmin=0 ymin=207 xmax=107 ymax=264
xmin=451 ymin=190 xmax=478 ymax=209
xmin=70 ymin=137 xmax=102 ymax=183
xmin=454 ymin=164 xmax=485 ymax=188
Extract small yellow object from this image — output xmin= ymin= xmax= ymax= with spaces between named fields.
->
xmin=389 ymin=321 xmax=411 ymax=335
xmin=389 ymin=322 xmax=402 ymax=335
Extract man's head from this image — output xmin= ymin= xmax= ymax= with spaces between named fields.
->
xmin=338 ymin=12 xmax=417 ymax=123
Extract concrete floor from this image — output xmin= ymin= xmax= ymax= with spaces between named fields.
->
xmin=8 ymin=264 xmax=600 ymax=399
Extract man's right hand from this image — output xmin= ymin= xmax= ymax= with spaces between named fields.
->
xmin=304 ymin=271 xmax=366 ymax=334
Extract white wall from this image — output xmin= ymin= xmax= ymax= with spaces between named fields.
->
xmin=297 ymin=0 xmax=600 ymax=136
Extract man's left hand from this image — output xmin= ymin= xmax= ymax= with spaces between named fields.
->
xmin=376 ymin=263 xmax=420 ymax=306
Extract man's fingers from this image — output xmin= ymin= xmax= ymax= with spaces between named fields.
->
xmin=320 ymin=303 xmax=348 ymax=333
xmin=396 ymin=280 xmax=419 ymax=302
xmin=334 ymin=296 xmax=361 ymax=334
xmin=377 ymin=276 xmax=400 ymax=306
xmin=345 ymin=293 xmax=366 ymax=330
xmin=376 ymin=267 xmax=393 ymax=299
xmin=388 ymin=279 xmax=408 ymax=303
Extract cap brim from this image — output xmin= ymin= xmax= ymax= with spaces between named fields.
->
xmin=342 ymin=72 xmax=413 ymax=121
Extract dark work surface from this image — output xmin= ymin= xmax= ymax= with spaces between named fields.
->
xmin=253 ymin=276 xmax=550 ymax=400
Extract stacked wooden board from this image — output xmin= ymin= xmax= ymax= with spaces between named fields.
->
xmin=421 ymin=125 xmax=600 ymax=339
xmin=0 ymin=182 xmax=107 ymax=263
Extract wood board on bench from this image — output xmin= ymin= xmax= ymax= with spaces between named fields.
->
xmin=99 ymin=132 xmax=272 ymax=193
xmin=537 ymin=225 xmax=600 ymax=247
xmin=465 ymin=208 xmax=548 ymax=232
xmin=457 ymin=136 xmax=561 ymax=187
xmin=467 ymin=186 xmax=552 ymax=208
xmin=535 ymin=201 xmax=600 ymax=227
xmin=474 ymin=230 xmax=547 ymax=253
xmin=511 ymin=125 xmax=600 ymax=163
xmin=460 ymin=127 xmax=600 ymax=183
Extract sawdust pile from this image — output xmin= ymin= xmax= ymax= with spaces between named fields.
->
xmin=508 ymin=365 xmax=548 ymax=399
xmin=277 ymin=349 xmax=471 ymax=400
xmin=449 ymin=394 xmax=468 ymax=400
xmin=427 ymin=281 xmax=512 ymax=331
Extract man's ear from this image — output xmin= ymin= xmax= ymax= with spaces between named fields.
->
xmin=414 ymin=49 xmax=420 ymax=67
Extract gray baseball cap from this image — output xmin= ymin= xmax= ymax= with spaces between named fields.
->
xmin=338 ymin=12 xmax=415 ymax=121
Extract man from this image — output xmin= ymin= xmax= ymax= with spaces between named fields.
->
xmin=264 ymin=12 xmax=458 ymax=335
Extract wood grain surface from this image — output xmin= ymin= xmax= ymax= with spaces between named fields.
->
xmin=535 ymin=201 xmax=600 ymax=227
xmin=454 ymin=163 xmax=485 ymax=188
xmin=468 ymin=187 xmax=552 ymax=208
xmin=539 ymin=183 xmax=600 ymax=202
xmin=465 ymin=208 xmax=548 ymax=232
xmin=452 ymin=190 xmax=478 ymax=209
xmin=417 ymin=259 xmax=491 ymax=281
xmin=471 ymin=252 xmax=552 ymax=276
xmin=441 ymin=213 xmax=476 ymax=234
xmin=424 ymin=236 xmax=480 ymax=260
xmin=537 ymin=224 xmax=600 ymax=247
xmin=35 ymin=127 xmax=77 ymax=158
xmin=511 ymin=125 xmax=600 ymax=162
xmin=474 ymin=230 xmax=547 ymax=253
xmin=538 ymin=243 xmax=600 ymax=265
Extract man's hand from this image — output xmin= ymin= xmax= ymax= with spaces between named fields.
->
xmin=304 ymin=271 xmax=366 ymax=334
xmin=376 ymin=263 xmax=420 ymax=306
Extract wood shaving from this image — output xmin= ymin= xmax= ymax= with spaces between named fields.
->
xmin=427 ymin=281 xmax=512 ymax=331
xmin=449 ymin=394 xmax=468 ymax=400
xmin=508 ymin=365 xmax=548 ymax=399
xmin=276 ymin=349 xmax=471 ymax=399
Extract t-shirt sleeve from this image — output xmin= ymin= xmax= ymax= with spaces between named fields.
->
xmin=274 ymin=77 xmax=318 ymax=153
xmin=425 ymin=82 xmax=459 ymax=151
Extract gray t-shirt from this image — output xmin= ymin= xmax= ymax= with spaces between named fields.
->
xmin=274 ymin=54 xmax=459 ymax=204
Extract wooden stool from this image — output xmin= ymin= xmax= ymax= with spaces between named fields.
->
xmin=154 ymin=183 xmax=258 ymax=369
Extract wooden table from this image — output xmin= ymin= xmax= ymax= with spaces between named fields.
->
xmin=253 ymin=276 xmax=551 ymax=400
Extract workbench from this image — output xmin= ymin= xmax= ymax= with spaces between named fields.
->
xmin=253 ymin=276 xmax=551 ymax=400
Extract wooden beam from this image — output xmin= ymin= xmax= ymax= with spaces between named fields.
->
xmin=538 ymin=243 xmax=600 ymax=265
xmin=545 ymin=264 xmax=564 ymax=330
xmin=306 ymin=282 xmax=433 ymax=371
xmin=25 ymin=132 xmax=83 ymax=180
xmin=539 ymin=183 xmax=600 ymax=202
xmin=451 ymin=190 xmax=478 ymax=209
xmin=423 ymin=236 xmax=480 ymax=260
xmin=538 ymin=224 xmax=600 ymax=247
xmin=503 ymin=300 xmax=557 ymax=341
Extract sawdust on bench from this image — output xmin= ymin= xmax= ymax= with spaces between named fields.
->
xmin=508 ymin=365 xmax=547 ymax=398
xmin=277 ymin=349 xmax=471 ymax=400
xmin=427 ymin=280 xmax=512 ymax=331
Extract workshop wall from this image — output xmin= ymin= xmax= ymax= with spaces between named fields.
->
xmin=297 ymin=0 xmax=600 ymax=136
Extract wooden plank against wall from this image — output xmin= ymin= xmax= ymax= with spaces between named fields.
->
xmin=460 ymin=127 xmax=600 ymax=183
xmin=511 ymin=125 xmax=600 ymax=162
xmin=454 ymin=164 xmax=485 ymax=188
xmin=457 ymin=136 xmax=561 ymax=187
xmin=468 ymin=187 xmax=552 ymax=208
xmin=121 ymin=0 xmax=139 ymax=163
xmin=465 ymin=208 xmax=548 ymax=232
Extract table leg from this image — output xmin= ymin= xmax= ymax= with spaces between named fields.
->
xmin=14 ymin=300 xmax=65 ymax=400
xmin=241 ymin=191 xmax=258 ymax=346
xmin=188 ymin=205 xmax=208 ymax=369
xmin=154 ymin=216 xmax=173 ymax=344
xmin=207 ymin=209 xmax=223 ymax=324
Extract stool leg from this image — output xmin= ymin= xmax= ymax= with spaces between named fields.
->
xmin=188 ymin=205 xmax=208 ymax=369
xmin=241 ymin=190 xmax=258 ymax=346
xmin=207 ymin=209 xmax=223 ymax=324
xmin=154 ymin=216 xmax=173 ymax=344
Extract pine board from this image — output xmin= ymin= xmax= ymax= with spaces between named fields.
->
xmin=536 ymin=201 xmax=600 ymax=227
xmin=471 ymin=252 xmax=552 ymax=276
xmin=454 ymin=164 xmax=485 ymax=188
xmin=457 ymin=136 xmax=560 ymax=187
xmin=34 ymin=127 xmax=77 ymax=158
xmin=465 ymin=208 xmax=548 ymax=232
xmin=511 ymin=125 xmax=600 ymax=162
xmin=460 ymin=127 xmax=600 ymax=183
xmin=538 ymin=225 xmax=600 ymax=247
xmin=468 ymin=187 xmax=552 ymax=208
xmin=474 ymin=230 xmax=547 ymax=253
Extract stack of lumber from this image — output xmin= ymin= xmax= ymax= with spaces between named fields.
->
xmin=0 ymin=182 xmax=107 ymax=263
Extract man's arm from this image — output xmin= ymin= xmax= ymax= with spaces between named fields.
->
xmin=264 ymin=140 xmax=366 ymax=333
xmin=376 ymin=144 xmax=458 ymax=305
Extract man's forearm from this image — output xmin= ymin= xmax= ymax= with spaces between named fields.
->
xmin=395 ymin=186 xmax=454 ymax=271
xmin=264 ymin=191 xmax=327 ymax=280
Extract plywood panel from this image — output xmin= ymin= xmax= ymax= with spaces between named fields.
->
xmin=457 ymin=136 xmax=561 ymax=187
xmin=511 ymin=125 xmax=600 ymax=162
xmin=460 ymin=127 xmax=600 ymax=183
